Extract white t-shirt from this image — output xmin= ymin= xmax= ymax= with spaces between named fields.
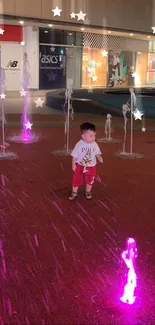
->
xmin=71 ymin=140 xmax=101 ymax=167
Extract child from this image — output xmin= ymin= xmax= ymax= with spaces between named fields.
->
xmin=69 ymin=122 xmax=103 ymax=200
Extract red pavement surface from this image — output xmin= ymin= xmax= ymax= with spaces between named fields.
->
xmin=0 ymin=122 xmax=155 ymax=325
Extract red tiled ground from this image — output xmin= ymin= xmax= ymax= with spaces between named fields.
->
xmin=0 ymin=121 xmax=155 ymax=324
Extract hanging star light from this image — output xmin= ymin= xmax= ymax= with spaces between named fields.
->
xmin=0 ymin=28 xmax=4 ymax=35
xmin=101 ymin=50 xmax=108 ymax=57
xmin=151 ymin=26 xmax=155 ymax=33
xmin=131 ymin=72 xmax=140 ymax=84
xmin=87 ymin=67 xmax=92 ymax=72
xmin=34 ymin=97 xmax=44 ymax=107
xmin=70 ymin=12 xmax=76 ymax=18
xmin=76 ymin=11 xmax=86 ymax=21
xmin=52 ymin=7 xmax=62 ymax=16
xmin=142 ymin=127 xmax=146 ymax=132
xmin=92 ymin=76 xmax=98 ymax=82
xmin=83 ymin=55 xmax=88 ymax=61
xmin=133 ymin=108 xmax=143 ymax=120
xmin=20 ymin=41 xmax=25 ymax=46
xmin=132 ymin=72 xmax=136 ymax=78
xmin=25 ymin=121 xmax=33 ymax=130
xmin=0 ymin=93 xmax=6 ymax=99
xmin=20 ymin=89 xmax=27 ymax=97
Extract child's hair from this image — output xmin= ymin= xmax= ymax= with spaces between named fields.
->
xmin=80 ymin=122 xmax=96 ymax=133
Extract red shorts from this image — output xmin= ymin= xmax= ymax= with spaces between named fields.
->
xmin=72 ymin=164 xmax=96 ymax=187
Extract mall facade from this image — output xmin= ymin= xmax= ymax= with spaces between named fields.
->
xmin=1 ymin=0 xmax=155 ymax=91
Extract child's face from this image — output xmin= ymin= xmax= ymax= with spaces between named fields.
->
xmin=82 ymin=130 xmax=96 ymax=143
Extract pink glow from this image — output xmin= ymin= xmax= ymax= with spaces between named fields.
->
xmin=120 ymin=237 xmax=137 ymax=305
xmin=21 ymin=96 xmax=31 ymax=142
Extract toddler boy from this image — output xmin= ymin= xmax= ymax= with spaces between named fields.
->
xmin=69 ymin=122 xmax=103 ymax=200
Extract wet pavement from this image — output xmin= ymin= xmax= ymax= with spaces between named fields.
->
xmin=0 ymin=124 xmax=155 ymax=324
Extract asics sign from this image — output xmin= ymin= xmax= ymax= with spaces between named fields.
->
xmin=40 ymin=55 xmax=59 ymax=64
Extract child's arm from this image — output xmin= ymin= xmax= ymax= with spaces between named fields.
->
xmin=95 ymin=143 xmax=103 ymax=163
xmin=72 ymin=157 xmax=76 ymax=171
xmin=96 ymin=154 xmax=103 ymax=163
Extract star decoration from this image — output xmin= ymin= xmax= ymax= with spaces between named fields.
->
xmin=52 ymin=7 xmax=62 ymax=17
xmin=21 ymin=41 xmax=25 ymax=46
xmin=92 ymin=75 xmax=98 ymax=82
xmin=151 ymin=26 xmax=155 ymax=33
xmin=25 ymin=121 xmax=33 ymax=130
xmin=133 ymin=109 xmax=143 ymax=120
xmin=76 ymin=10 xmax=86 ymax=21
xmin=0 ymin=28 xmax=4 ymax=35
xmin=83 ymin=55 xmax=88 ymax=61
xmin=87 ymin=67 xmax=92 ymax=72
xmin=34 ymin=97 xmax=44 ymax=107
xmin=20 ymin=89 xmax=27 ymax=97
xmin=0 ymin=93 xmax=6 ymax=99
xmin=101 ymin=50 xmax=108 ymax=57
xmin=132 ymin=72 xmax=136 ymax=78
xmin=70 ymin=12 xmax=76 ymax=18
xmin=142 ymin=127 xmax=146 ymax=132
xmin=50 ymin=47 xmax=55 ymax=52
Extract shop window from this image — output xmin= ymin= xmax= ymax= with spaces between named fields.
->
xmin=75 ymin=32 xmax=83 ymax=46
xmin=82 ymin=48 xmax=107 ymax=88
xmin=146 ymin=53 xmax=155 ymax=84
xmin=39 ymin=28 xmax=83 ymax=47
xmin=135 ymin=52 xmax=148 ymax=86
xmin=66 ymin=31 xmax=76 ymax=46
xmin=149 ymin=41 xmax=155 ymax=53
xmin=39 ymin=28 xmax=65 ymax=44
xmin=39 ymin=45 xmax=66 ymax=89
xmin=82 ymin=49 xmax=141 ymax=88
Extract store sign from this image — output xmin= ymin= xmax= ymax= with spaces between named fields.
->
xmin=1 ymin=43 xmax=22 ymax=91
xmin=7 ymin=60 xmax=19 ymax=68
xmin=39 ymin=45 xmax=66 ymax=89
xmin=40 ymin=55 xmax=59 ymax=64
xmin=0 ymin=25 xmax=23 ymax=42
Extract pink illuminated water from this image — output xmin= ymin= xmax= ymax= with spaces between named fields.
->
xmin=21 ymin=95 xmax=32 ymax=142
xmin=120 ymin=237 xmax=137 ymax=305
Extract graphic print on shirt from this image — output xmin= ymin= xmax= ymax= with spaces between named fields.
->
xmin=80 ymin=151 xmax=92 ymax=166
xmin=71 ymin=140 xmax=101 ymax=167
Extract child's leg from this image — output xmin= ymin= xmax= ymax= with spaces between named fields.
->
xmin=69 ymin=188 xmax=78 ymax=200
xmin=72 ymin=186 xmax=78 ymax=194
xmin=84 ymin=166 xmax=96 ymax=199
xmin=86 ymin=184 xmax=92 ymax=193
xmin=69 ymin=165 xmax=83 ymax=200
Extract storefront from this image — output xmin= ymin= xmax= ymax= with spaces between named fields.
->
xmin=0 ymin=23 xmax=154 ymax=91
xmin=81 ymin=33 xmax=152 ymax=88
xmin=0 ymin=25 xmax=23 ymax=91
xmin=0 ymin=25 xmax=39 ymax=91
xmin=39 ymin=28 xmax=82 ymax=90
